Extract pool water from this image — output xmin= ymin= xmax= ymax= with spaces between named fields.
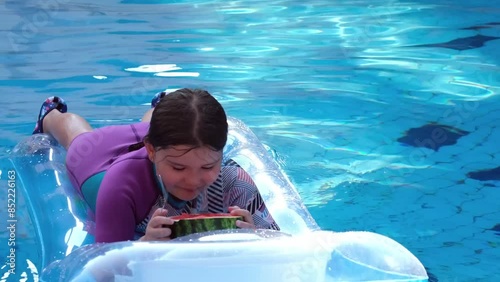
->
xmin=1 ymin=0 xmax=499 ymax=281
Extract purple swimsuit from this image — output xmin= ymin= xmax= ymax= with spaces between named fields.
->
xmin=66 ymin=122 xmax=279 ymax=243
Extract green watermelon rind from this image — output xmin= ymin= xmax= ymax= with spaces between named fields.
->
xmin=170 ymin=215 xmax=242 ymax=239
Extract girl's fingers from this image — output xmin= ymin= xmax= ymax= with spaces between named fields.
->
xmin=150 ymin=226 xmax=172 ymax=239
xmin=152 ymin=208 xmax=168 ymax=217
xmin=229 ymin=207 xmax=255 ymax=228
xmin=149 ymin=208 xmax=174 ymax=228
xmin=143 ymin=208 xmax=174 ymax=240
xmin=228 ymin=206 xmax=240 ymax=212
xmin=145 ymin=221 xmax=172 ymax=240
xmin=236 ymin=220 xmax=254 ymax=229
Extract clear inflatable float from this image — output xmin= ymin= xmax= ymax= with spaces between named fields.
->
xmin=10 ymin=117 xmax=428 ymax=282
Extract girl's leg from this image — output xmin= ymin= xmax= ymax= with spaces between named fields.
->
xmin=33 ymin=96 xmax=93 ymax=150
xmin=141 ymin=90 xmax=167 ymax=122
xmin=141 ymin=108 xmax=154 ymax=122
xmin=43 ymin=111 xmax=93 ymax=150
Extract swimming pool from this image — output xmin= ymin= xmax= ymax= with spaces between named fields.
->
xmin=0 ymin=0 xmax=499 ymax=281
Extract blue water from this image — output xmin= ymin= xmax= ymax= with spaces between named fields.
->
xmin=1 ymin=0 xmax=499 ymax=281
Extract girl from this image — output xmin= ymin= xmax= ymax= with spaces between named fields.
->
xmin=33 ymin=88 xmax=279 ymax=243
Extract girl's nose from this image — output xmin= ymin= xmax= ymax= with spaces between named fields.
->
xmin=184 ymin=171 xmax=204 ymax=188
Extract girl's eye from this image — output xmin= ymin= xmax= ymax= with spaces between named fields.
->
xmin=172 ymin=167 xmax=185 ymax=171
xmin=202 ymin=166 xmax=214 ymax=170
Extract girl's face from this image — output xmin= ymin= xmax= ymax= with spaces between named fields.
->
xmin=146 ymin=144 xmax=222 ymax=201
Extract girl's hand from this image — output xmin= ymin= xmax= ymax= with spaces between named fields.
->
xmin=140 ymin=208 xmax=174 ymax=241
xmin=228 ymin=206 xmax=255 ymax=229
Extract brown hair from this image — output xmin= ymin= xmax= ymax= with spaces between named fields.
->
xmin=129 ymin=88 xmax=228 ymax=152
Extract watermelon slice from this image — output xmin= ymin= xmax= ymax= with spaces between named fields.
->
xmin=169 ymin=213 xmax=242 ymax=239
